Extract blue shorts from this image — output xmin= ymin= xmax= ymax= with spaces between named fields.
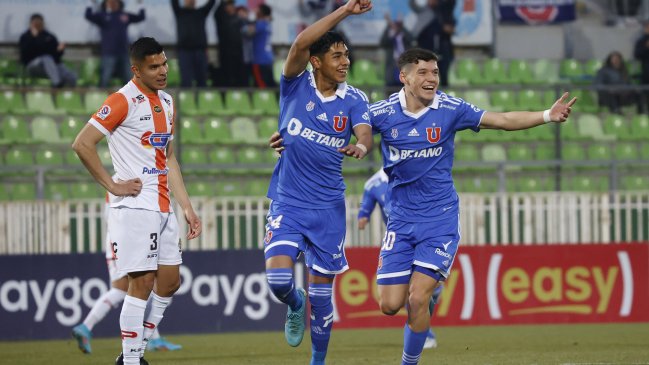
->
xmin=263 ymin=200 xmax=348 ymax=275
xmin=376 ymin=212 xmax=460 ymax=285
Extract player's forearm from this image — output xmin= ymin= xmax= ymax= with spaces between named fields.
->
xmin=293 ymin=6 xmax=351 ymax=52
xmin=482 ymin=111 xmax=545 ymax=131
xmin=166 ymin=156 xmax=194 ymax=213
xmin=72 ymin=142 xmax=115 ymax=193
xmin=354 ymin=127 xmax=373 ymax=152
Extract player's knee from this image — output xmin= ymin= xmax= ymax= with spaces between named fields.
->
xmin=407 ymin=290 xmax=430 ymax=315
xmin=378 ymin=297 xmax=402 ymax=315
xmin=157 ymin=277 xmax=181 ymax=297
xmin=266 ymin=268 xmax=294 ymax=300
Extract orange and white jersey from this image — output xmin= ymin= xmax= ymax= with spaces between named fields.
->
xmin=89 ymin=80 xmax=175 ymax=212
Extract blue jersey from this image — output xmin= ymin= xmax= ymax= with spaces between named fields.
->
xmin=370 ymin=89 xmax=484 ymax=222
xmin=358 ymin=169 xmax=389 ymax=223
xmin=268 ymin=71 xmax=370 ymax=209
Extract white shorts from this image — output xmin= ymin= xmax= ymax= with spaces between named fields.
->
xmin=105 ymin=232 xmax=126 ymax=282
xmin=108 ymin=207 xmax=182 ymax=275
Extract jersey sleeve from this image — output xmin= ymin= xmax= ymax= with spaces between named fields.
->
xmin=368 ymin=101 xmax=389 ymax=134
xmin=279 ymin=68 xmax=308 ymax=99
xmin=89 ymin=93 xmax=129 ymax=135
xmin=357 ymin=187 xmax=377 ymax=219
xmin=350 ymin=100 xmax=371 ymax=129
xmin=453 ymin=98 xmax=485 ymax=132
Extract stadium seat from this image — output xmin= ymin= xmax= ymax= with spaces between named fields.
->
xmin=516 ymin=176 xmax=554 ymax=192
xmin=614 ymin=142 xmax=637 ymax=161
xmin=10 ymin=183 xmax=36 ymax=200
xmin=65 ymin=149 xmax=81 ymax=166
xmin=186 ymin=181 xmax=214 ymax=197
xmin=68 ymin=182 xmax=102 ymax=199
xmin=216 ymin=181 xmax=244 ymax=196
xmin=529 ymin=121 xmax=556 ymax=141
xmin=571 ymin=175 xmax=609 ymax=192
xmin=180 ymin=147 xmax=209 ymax=174
xmin=508 ymin=59 xmax=535 ymax=84
xmin=462 ymin=177 xmax=498 ymax=193
xmin=507 ymin=144 xmax=534 ymax=162
xmin=561 ymin=143 xmax=587 ymax=172
xmin=587 ymin=143 xmax=613 ymax=165
xmin=517 ymin=89 xmax=545 ymax=110
xmin=258 ymin=117 xmax=277 ymax=140
xmin=5 ymin=147 xmax=34 ymax=166
xmin=583 ymin=59 xmax=602 ymax=80
xmin=576 ymin=113 xmax=612 ymax=141
xmin=0 ymin=58 xmax=21 ymax=86
xmin=0 ymin=184 xmax=9 ymax=201
xmin=46 ymin=183 xmax=70 ymax=200
xmin=560 ymin=59 xmax=585 ymax=83
xmin=454 ymin=144 xmax=480 ymax=172
xmin=209 ymin=146 xmax=236 ymax=169
xmin=571 ymin=89 xmax=599 ymax=113
xmin=79 ymin=57 xmax=100 ymax=86
xmin=1 ymin=90 xmax=29 ymax=114
xmin=560 ymin=117 xmax=585 ymax=141
xmin=252 ymin=90 xmax=280 ymax=115
xmin=60 ymin=116 xmax=84 ymax=143
xmin=84 ymin=91 xmax=109 ymax=114
xmin=621 ymin=175 xmax=647 ymax=190
xmin=166 ymin=59 xmax=180 ymax=87
xmin=454 ymin=59 xmax=481 ymax=85
xmin=247 ymin=179 xmax=268 ymax=196
xmin=2 ymin=116 xmax=32 ymax=143
xmin=197 ymin=90 xmax=233 ymax=116
xmin=225 ymin=90 xmax=262 ymax=116
xmin=482 ymin=144 xmax=508 ymax=171
xmin=603 ymin=114 xmax=632 ymax=140
xmin=230 ymin=117 xmax=261 ymax=144
xmin=352 ymin=59 xmax=383 ymax=86
xmin=178 ymin=117 xmax=204 ymax=144
xmin=178 ymin=91 xmax=199 ymax=116
xmin=26 ymin=90 xmax=63 ymax=115
xmin=369 ymin=89 xmax=387 ymax=102
xmin=531 ymin=59 xmax=560 ymax=84
xmin=447 ymin=64 xmax=470 ymax=86
xmin=491 ymin=90 xmax=517 ymax=111
xmin=35 ymin=148 xmax=65 ymax=166
xmin=31 ymin=116 xmax=62 ymax=143
xmin=463 ymin=90 xmax=496 ymax=111
xmin=474 ymin=59 xmax=508 ymax=85
xmin=56 ymin=90 xmax=85 ymax=114
xmin=237 ymin=147 xmax=264 ymax=165
xmin=630 ymin=115 xmax=649 ymax=140
xmin=203 ymin=118 xmax=231 ymax=144
xmin=273 ymin=59 xmax=284 ymax=84
xmin=97 ymin=145 xmax=112 ymax=166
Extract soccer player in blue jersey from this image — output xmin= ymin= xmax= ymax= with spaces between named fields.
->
xmin=263 ymin=1 xmax=374 ymax=364
xmin=371 ymin=48 xmax=577 ymax=365
xmin=357 ymin=169 xmax=440 ymax=349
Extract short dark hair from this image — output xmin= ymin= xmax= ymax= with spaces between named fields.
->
xmin=30 ymin=13 xmax=43 ymax=22
xmin=309 ymin=31 xmax=347 ymax=57
xmin=397 ymin=48 xmax=439 ymax=70
xmin=129 ymin=37 xmax=164 ymax=62
xmin=259 ymin=4 xmax=271 ymax=17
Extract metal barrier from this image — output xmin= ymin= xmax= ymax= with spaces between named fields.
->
xmin=0 ymin=191 xmax=647 ymax=254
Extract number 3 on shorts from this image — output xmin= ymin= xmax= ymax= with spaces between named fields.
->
xmin=381 ymin=231 xmax=395 ymax=251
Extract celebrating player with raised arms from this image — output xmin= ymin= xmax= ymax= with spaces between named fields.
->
xmin=262 ymin=1 xmax=373 ymax=364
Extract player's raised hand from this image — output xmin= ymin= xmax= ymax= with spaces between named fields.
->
xmin=358 ymin=217 xmax=369 ymax=230
xmin=344 ymin=0 xmax=373 ymax=15
xmin=184 ymin=209 xmax=202 ymax=240
xmin=111 ymin=178 xmax=142 ymax=197
xmin=268 ymin=131 xmax=285 ymax=153
xmin=338 ymin=144 xmax=367 ymax=159
xmin=549 ymin=92 xmax=577 ymax=123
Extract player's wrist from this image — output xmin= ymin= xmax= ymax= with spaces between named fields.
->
xmin=543 ymin=109 xmax=552 ymax=123
xmin=355 ymin=143 xmax=368 ymax=154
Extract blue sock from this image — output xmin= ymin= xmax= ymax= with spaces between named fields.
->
xmin=429 ymin=285 xmax=443 ymax=315
xmin=266 ymin=268 xmax=302 ymax=311
xmin=309 ymin=283 xmax=334 ymax=364
xmin=402 ymin=324 xmax=428 ymax=365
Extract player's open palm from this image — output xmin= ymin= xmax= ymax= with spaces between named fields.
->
xmin=185 ymin=209 xmax=202 ymax=240
xmin=549 ymin=92 xmax=577 ymax=123
xmin=111 ymin=178 xmax=142 ymax=197
xmin=339 ymin=144 xmax=367 ymax=159
xmin=344 ymin=0 xmax=373 ymax=15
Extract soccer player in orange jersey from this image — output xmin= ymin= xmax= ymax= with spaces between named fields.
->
xmin=72 ymin=37 xmax=201 ymax=365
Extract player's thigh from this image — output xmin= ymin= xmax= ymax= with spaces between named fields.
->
xmin=154 ymin=264 xmax=180 ymax=296
xmin=303 ymin=202 xmax=348 ymax=276
xmin=108 ymin=208 xmax=163 ymax=274
xmin=376 ymin=219 xmax=416 ymax=286
xmin=413 ymin=216 xmax=461 ymax=280
xmin=158 ymin=212 xmax=182 ymax=266
xmin=263 ymin=201 xmax=305 ymax=263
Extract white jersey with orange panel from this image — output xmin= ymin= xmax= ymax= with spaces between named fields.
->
xmin=88 ymin=80 xmax=175 ymax=213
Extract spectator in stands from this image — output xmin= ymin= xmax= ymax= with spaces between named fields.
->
xmin=214 ymin=0 xmax=246 ymax=87
xmin=595 ymin=51 xmax=639 ymax=113
xmin=380 ymin=13 xmax=415 ymax=86
xmin=171 ymin=0 xmax=216 ymax=88
xmin=19 ymin=13 xmax=77 ymax=88
xmin=634 ymin=20 xmax=649 ymax=110
xmin=85 ymin=0 xmax=145 ymax=87
xmin=239 ymin=6 xmax=253 ymax=87
xmin=409 ymin=0 xmax=456 ymax=87
xmin=248 ymin=4 xmax=276 ymax=88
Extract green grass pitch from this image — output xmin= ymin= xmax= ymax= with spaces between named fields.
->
xmin=1 ymin=323 xmax=648 ymax=364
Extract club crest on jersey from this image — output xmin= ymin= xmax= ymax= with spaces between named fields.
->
xmin=96 ymin=105 xmax=111 ymax=120
xmin=426 ymin=127 xmax=442 ymax=143
xmin=306 ymin=101 xmax=315 ymax=111
xmin=132 ymin=94 xmax=145 ymax=104
xmin=333 ymin=115 xmax=348 ymax=132
xmin=141 ymin=131 xmax=171 ymax=149
xmin=153 ymin=105 xmax=162 ymax=113
xmin=391 ymin=128 xmax=398 ymax=139
xmin=162 ymin=97 xmax=171 ymax=106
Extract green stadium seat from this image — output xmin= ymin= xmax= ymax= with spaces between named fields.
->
xmin=447 ymin=64 xmax=470 ymax=86
xmin=197 ymin=90 xmax=233 ymax=116
xmin=178 ymin=91 xmax=199 ymax=116
xmin=237 ymin=147 xmax=264 ymax=165
xmin=0 ymin=184 xmax=9 ymax=201
xmin=454 ymin=144 xmax=479 ymax=173
xmin=463 ymin=177 xmax=498 ymax=193
xmin=79 ymin=57 xmax=100 ymax=86
xmin=2 ymin=116 xmax=32 ymax=143
xmin=463 ymin=90 xmax=497 ymax=111
xmin=352 ymin=59 xmax=383 ymax=86
xmin=621 ymin=176 xmax=647 ymax=190
xmin=587 ymin=143 xmax=613 ymax=163
xmin=630 ymin=115 xmax=649 ymax=140
xmin=6 ymin=147 xmax=34 ymax=166
xmin=507 ymin=144 xmax=534 ymax=162
xmin=0 ymin=58 xmax=21 ymax=86
xmin=65 ymin=149 xmax=81 ymax=166
xmin=225 ymin=90 xmax=262 ymax=116
xmin=186 ymin=181 xmax=214 ymax=197
xmin=640 ymin=143 xmax=649 ymax=160
xmin=203 ymin=117 xmax=231 ymax=144
xmin=180 ymin=147 xmax=208 ymax=174
xmin=56 ymin=91 xmax=85 ymax=114
xmin=166 ymin=59 xmax=180 ymax=87
xmin=46 ymin=183 xmax=70 ymax=200
xmin=474 ymin=59 xmax=508 ymax=85
xmin=273 ymin=59 xmax=284 ymax=84
xmin=527 ymin=123 xmax=555 ymax=142
xmin=561 ymin=142 xmax=586 ymax=162
xmin=517 ymin=89 xmax=545 ymax=110
xmin=1 ymin=90 xmax=29 ymax=114
xmin=216 ymin=181 xmax=244 ymax=196
xmin=583 ymin=59 xmax=602 ymax=80
xmin=60 ymin=116 xmax=85 ymax=143
xmin=230 ymin=117 xmax=261 ymax=144
xmin=369 ymin=89 xmax=387 ymax=102
xmin=571 ymin=175 xmax=609 ymax=192
xmin=178 ymin=117 xmax=204 ymax=144
xmin=247 ymin=179 xmax=269 ymax=196
xmin=531 ymin=59 xmax=560 ymax=84
xmin=614 ymin=142 xmax=637 ymax=161
xmin=443 ymin=89 xmax=462 ymax=99
xmin=482 ymin=144 xmax=508 ymax=171
xmin=68 ymin=182 xmax=101 ymax=199
xmin=491 ymin=90 xmax=517 ymax=111
xmin=571 ymin=89 xmax=599 ymax=113
xmin=516 ymin=176 xmax=553 ymax=192
xmin=258 ymin=117 xmax=277 ymax=140
xmin=454 ymin=59 xmax=481 ymax=85
xmin=603 ymin=114 xmax=632 ymax=140
xmin=26 ymin=90 xmax=63 ymax=115
xmin=252 ymin=90 xmax=280 ymax=115
xmin=31 ymin=116 xmax=62 ymax=143
xmin=576 ymin=113 xmax=612 ymax=141
xmin=35 ymin=148 xmax=65 ymax=165
xmin=560 ymin=117 xmax=586 ymax=141
xmin=84 ymin=91 xmax=109 ymax=114
xmin=560 ymin=59 xmax=585 ymax=83
xmin=10 ymin=183 xmax=36 ymax=200
xmin=97 ymin=146 xmax=112 ymax=166
xmin=209 ymin=147 xmax=236 ymax=172
xmin=508 ymin=59 xmax=535 ymax=84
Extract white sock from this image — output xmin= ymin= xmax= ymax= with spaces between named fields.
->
xmin=141 ymin=293 xmax=172 ymax=354
xmin=83 ymin=288 xmax=126 ymax=330
xmin=149 ymin=328 xmax=161 ymax=340
xmin=120 ymin=295 xmax=147 ymax=365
